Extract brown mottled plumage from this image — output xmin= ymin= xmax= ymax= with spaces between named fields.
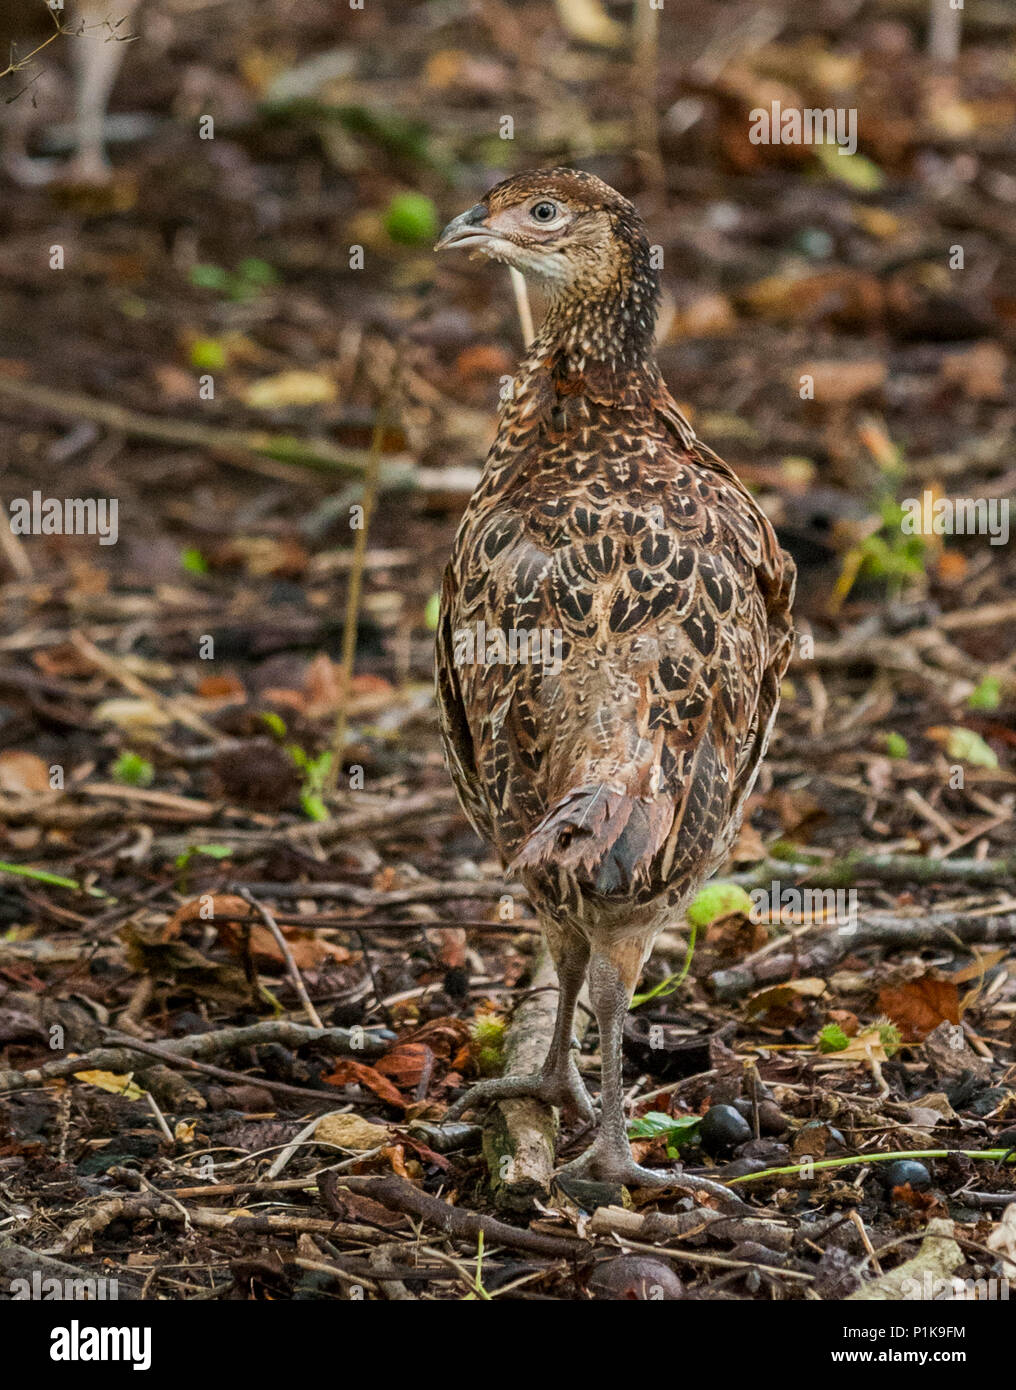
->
xmin=435 ymin=169 xmax=795 ymax=1188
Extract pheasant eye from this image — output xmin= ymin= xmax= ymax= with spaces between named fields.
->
xmin=531 ymin=201 xmax=559 ymax=223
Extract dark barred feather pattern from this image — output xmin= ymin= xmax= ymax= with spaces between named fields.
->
xmin=436 ymin=169 xmax=795 ymax=946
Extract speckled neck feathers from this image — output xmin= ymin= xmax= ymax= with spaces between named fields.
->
xmin=530 ymin=208 xmax=659 ymax=383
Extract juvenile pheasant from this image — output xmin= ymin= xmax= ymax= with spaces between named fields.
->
xmin=435 ymin=169 xmax=795 ymax=1188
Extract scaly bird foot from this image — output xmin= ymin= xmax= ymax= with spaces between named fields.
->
xmin=443 ymin=1062 xmax=595 ymax=1126
xmin=556 ymin=1144 xmax=751 ymax=1212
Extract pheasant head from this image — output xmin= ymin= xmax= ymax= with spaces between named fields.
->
xmin=436 ymin=167 xmax=659 ymax=368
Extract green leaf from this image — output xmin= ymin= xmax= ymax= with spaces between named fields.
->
xmin=189 ymin=263 xmax=230 ymax=291
xmin=967 ymin=676 xmax=1001 ymax=711
xmin=236 ymin=257 xmax=277 ymax=287
xmin=384 ymin=192 xmax=439 ymax=246
xmin=424 ymin=592 xmax=441 ymax=631
xmin=112 ymin=752 xmax=155 ymax=787
xmin=189 ymin=337 xmax=227 ymax=371
xmin=627 ymin=1111 xmax=701 ymax=1154
xmin=686 ymin=881 xmax=753 ymax=929
xmin=300 ymin=791 xmax=329 ymax=822
xmin=180 ymin=546 xmax=208 ymax=575
xmin=884 ymin=732 xmax=909 ymax=759
xmin=944 ymin=726 xmax=998 ymax=769
xmin=813 ymin=142 xmax=884 ymax=192
xmin=0 ymin=861 xmax=109 ymax=898
xmin=0 ymin=861 xmax=82 ymax=891
xmin=259 ymin=711 xmax=288 ymax=739
xmin=173 ymin=843 xmax=234 ymax=872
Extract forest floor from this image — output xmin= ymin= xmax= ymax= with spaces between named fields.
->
xmin=0 ymin=0 xmax=1015 ymax=1301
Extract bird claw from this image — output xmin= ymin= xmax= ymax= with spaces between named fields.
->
xmin=556 ymin=1147 xmax=753 ymax=1210
xmin=556 ymin=1147 xmax=678 ymax=1190
xmin=443 ymin=1064 xmax=596 ymax=1125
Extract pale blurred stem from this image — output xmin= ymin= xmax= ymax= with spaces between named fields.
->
xmin=927 ymin=0 xmax=962 ymax=64
xmin=0 ymin=7 xmax=64 ymax=82
xmin=508 ymin=267 xmax=534 ymax=346
xmin=0 ymin=499 xmax=34 ymax=579
xmin=632 ymin=0 xmax=665 ymax=196
xmin=325 ymin=351 xmax=401 ymax=795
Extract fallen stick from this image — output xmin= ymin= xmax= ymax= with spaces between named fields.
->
xmin=0 ymin=1244 xmax=143 ymax=1298
xmin=50 ymin=1193 xmax=379 ymax=1257
xmin=587 ymin=1203 xmax=796 ymax=1252
xmin=320 ymin=1171 xmax=586 ymax=1259
xmin=730 ymin=851 xmax=1016 ymax=891
xmin=151 ymin=788 xmax=463 ymax=858
xmin=232 ymin=874 xmax=526 ymax=906
xmin=710 ymin=909 xmax=1016 ymax=1002
xmin=70 ymin=632 xmax=224 ymax=744
xmin=239 ymin=889 xmax=324 ymax=1028
xmin=0 ymin=1020 xmax=384 ymax=1094
xmin=0 ymin=373 xmax=478 ymax=500
xmin=479 ymin=949 xmax=591 ymax=1213
xmin=0 ymin=373 xmax=407 ymax=479
xmin=326 ymin=351 xmax=400 ymax=790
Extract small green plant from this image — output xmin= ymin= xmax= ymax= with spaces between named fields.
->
xmin=112 ymin=751 xmax=155 ymax=787
xmin=189 ymin=258 xmax=278 ymax=302
xmin=884 ymin=732 xmax=909 ymax=759
xmin=287 ymin=744 xmax=332 ymax=821
xmin=174 ymin=844 xmax=234 ymax=872
xmin=189 ymin=337 xmax=228 ymax=371
xmin=687 ymin=881 xmax=753 ymax=928
xmin=173 ymin=842 xmax=234 ymax=890
xmin=627 ymin=1111 xmax=701 ymax=1157
xmin=180 ymin=546 xmax=208 ymax=575
xmin=633 ymin=882 xmax=752 ymax=1007
xmin=942 ymin=726 xmax=998 ymax=769
xmin=856 ymin=497 xmax=927 ymax=589
xmin=259 ymin=711 xmax=288 ymax=739
xmin=813 ymin=142 xmax=884 ymax=192
xmin=0 ymin=862 xmax=110 ymax=898
xmin=968 ymin=675 xmax=1001 ymax=711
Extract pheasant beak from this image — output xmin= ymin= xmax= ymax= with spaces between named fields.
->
xmin=434 ymin=202 xmax=499 ymax=255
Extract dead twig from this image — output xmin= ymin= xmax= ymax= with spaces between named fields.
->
xmin=710 ymin=909 xmax=1016 ymax=1001
xmin=326 ymin=350 xmax=402 ymax=792
xmin=320 ymin=1171 xmax=587 ymax=1259
xmin=479 ymin=948 xmax=591 ymax=1212
xmin=239 ymin=888 xmax=324 ymax=1028
xmin=0 ymin=1021 xmax=384 ymax=1095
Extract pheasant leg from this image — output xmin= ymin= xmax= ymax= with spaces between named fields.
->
xmin=443 ymin=935 xmax=594 ymax=1124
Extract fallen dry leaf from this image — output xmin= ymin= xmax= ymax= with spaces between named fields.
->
xmin=374 ymin=1043 xmax=435 ymax=1097
xmin=822 ymin=1028 xmax=891 ymax=1064
xmin=242 ymin=368 xmax=336 ymax=408
xmin=74 ymin=1069 xmax=145 ymax=1099
xmin=0 ymin=751 xmax=50 ymax=795
xmin=321 ymin=1058 xmax=407 ymax=1109
xmin=164 ymin=895 xmax=251 ymax=939
xmin=196 ymin=672 xmax=247 ymax=701
xmin=314 ymin=1112 xmax=391 ymax=1150
xmin=792 ymin=359 xmax=887 ymax=405
xmin=878 ymin=975 xmax=960 ymax=1042
xmin=745 ymin=977 xmax=826 ymax=1021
